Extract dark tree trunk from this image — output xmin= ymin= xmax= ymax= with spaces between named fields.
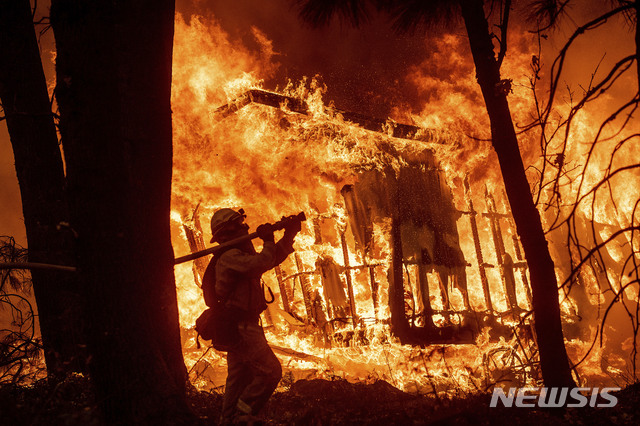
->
xmin=635 ymin=1 xmax=639 ymax=89
xmin=50 ymin=0 xmax=190 ymax=422
xmin=0 ymin=0 xmax=87 ymax=377
xmin=459 ymin=0 xmax=575 ymax=387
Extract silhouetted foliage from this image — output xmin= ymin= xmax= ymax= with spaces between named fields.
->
xmin=0 ymin=237 xmax=43 ymax=385
xmin=524 ymin=0 xmax=640 ymax=381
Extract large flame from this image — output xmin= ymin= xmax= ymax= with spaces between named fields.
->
xmin=170 ymin=11 xmax=639 ymax=394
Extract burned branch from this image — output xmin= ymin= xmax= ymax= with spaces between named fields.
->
xmin=523 ymin=1 xmax=640 ymax=385
xmin=0 ymin=237 xmax=44 ymax=385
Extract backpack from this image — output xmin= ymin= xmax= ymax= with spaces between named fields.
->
xmin=195 ymin=305 xmax=241 ymax=351
xmin=195 ymin=253 xmax=241 ymax=351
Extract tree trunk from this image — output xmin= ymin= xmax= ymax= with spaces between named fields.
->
xmin=635 ymin=0 xmax=639 ymax=90
xmin=0 ymin=0 xmax=87 ymax=377
xmin=50 ymin=0 xmax=190 ymax=422
xmin=459 ymin=0 xmax=575 ymax=388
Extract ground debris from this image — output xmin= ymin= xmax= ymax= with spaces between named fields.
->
xmin=2 ymin=377 xmax=640 ymax=425
xmin=0 ymin=374 xmax=99 ymax=426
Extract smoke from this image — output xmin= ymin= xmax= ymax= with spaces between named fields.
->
xmin=176 ymin=0 xmax=449 ymax=120
xmin=0 ymin=126 xmax=26 ymax=245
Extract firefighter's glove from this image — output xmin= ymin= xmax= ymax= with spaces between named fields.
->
xmin=256 ymin=223 xmax=275 ymax=243
xmin=283 ymin=216 xmax=302 ymax=240
xmin=288 ymin=216 xmax=302 ymax=233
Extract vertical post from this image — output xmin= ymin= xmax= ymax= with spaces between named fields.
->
xmin=463 ymin=178 xmax=493 ymax=313
xmin=182 ymin=214 xmax=209 ymax=287
xmin=340 ymin=232 xmax=359 ymax=329
xmin=502 ymin=190 xmax=533 ymax=307
xmin=368 ymin=262 xmax=379 ymax=321
xmin=274 ymin=265 xmax=291 ymax=313
xmin=294 ymin=253 xmax=315 ymax=324
xmin=312 ymin=216 xmax=323 ymax=244
xmin=192 ymin=212 xmax=209 ymax=278
xmin=502 ymin=253 xmax=519 ymax=312
xmin=417 ymin=262 xmax=436 ymax=328
xmin=317 ymin=264 xmax=334 ymax=320
xmin=389 ymin=217 xmax=410 ymax=341
xmin=361 ymin=247 xmax=379 ymax=321
xmin=436 ymin=271 xmax=451 ymax=316
xmin=484 ymin=188 xmax=518 ymax=313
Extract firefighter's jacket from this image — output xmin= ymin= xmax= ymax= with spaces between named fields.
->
xmin=202 ymin=239 xmax=293 ymax=322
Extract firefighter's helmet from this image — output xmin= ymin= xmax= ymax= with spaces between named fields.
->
xmin=210 ymin=208 xmax=246 ymax=243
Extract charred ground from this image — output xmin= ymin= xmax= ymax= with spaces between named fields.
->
xmin=2 ymin=376 xmax=640 ymax=425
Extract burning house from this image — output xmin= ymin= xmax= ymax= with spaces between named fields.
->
xmin=166 ymin=10 xmax=637 ymax=396
xmin=190 ymin=89 xmax=533 ymax=340
xmin=171 ymin=86 xmax=539 ymax=392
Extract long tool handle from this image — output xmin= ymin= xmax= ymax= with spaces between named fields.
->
xmin=174 ymin=211 xmax=306 ymax=265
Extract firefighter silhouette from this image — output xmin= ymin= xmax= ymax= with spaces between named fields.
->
xmin=201 ymin=208 xmax=301 ymax=424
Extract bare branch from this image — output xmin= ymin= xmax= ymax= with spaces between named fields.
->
xmin=542 ymin=4 xmax=635 ymax=122
xmin=0 ymin=262 xmax=77 ymax=272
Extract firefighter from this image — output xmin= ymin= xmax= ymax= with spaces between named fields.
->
xmin=201 ymin=208 xmax=301 ymax=425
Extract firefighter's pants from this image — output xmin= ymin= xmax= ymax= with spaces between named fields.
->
xmin=220 ymin=320 xmax=282 ymax=423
